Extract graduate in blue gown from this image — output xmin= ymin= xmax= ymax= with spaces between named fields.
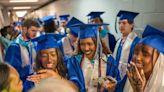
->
xmin=4 ymin=19 xmax=40 ymax=92
xmin=112 ymin=10 xmax=140 ymax=92
xmin=67 ymin=23 xmax=120 ymax=92
xmin=28 ymin=34 xmax=78 ymax=92
xmin=58 ymin=17 xmax=84 ymax=56
xmin=41 ymin=15 xmax=59 ymax=34
xmin=124 ymin=25 xmax=164 ymax=92
xmin=57 ymin=14 xmax=70 ymax=35
xmin=87 ymin=11 xmax=116 ymax=52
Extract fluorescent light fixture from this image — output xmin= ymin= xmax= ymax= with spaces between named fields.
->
xmin=16 ymin=11 xmax=27 ymax=17
xmin=13 ymin=6 xmax=31 ymax=10
xmin=10 ymin=0 xmax=38 ymax=3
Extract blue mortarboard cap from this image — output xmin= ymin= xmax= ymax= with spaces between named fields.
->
xmin=117 ymin=10 xmax=139 ymax=21
xmin=59 ymin=14 xmax=70 ymax=21
xmin=72 ymin=24 xmax=108 ymax=39
xmin=66 ymin=17 xmax=84 ymax=37
xmin=87 ymin=11 xmax=104 ymax=19
xmin=36 ymin=18 xmax=43 ymax=25
xmin=139 ymin=25 xmax=164 ymax=53
xmin=142 ymin=25 xmax=164 ymax=38
xmin=42 ymin=15 xmax=55 ymax=25
xmin=31 ymin=33 xmax=61 ymax=51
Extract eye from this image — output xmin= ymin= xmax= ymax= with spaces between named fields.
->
xmin=88 ymin=43 xmax=94 ymax=46
xmin=80 ymin=43 xmax=85 ymax=46
xmin=41 ymin=54 xmax=48 ymax=58
xmin=51 ymin=53 xmax=56 ymax=56
xmin=143 ymin=53 xmax=150 ymax=57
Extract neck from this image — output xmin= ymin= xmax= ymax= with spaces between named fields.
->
xmin=122 ymin=33 xmax=129 ymax=38
xmin=122 ymin=30 xmax=132 ymax=37
xmin=145 ymin=70 xmax=153 ymax=81
xmin=85 ymin=55 xmax=94 ymax=60
xmin=21 ymin=34 xmax=28 ymax=41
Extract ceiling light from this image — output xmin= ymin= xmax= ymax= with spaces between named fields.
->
xmin=16 ymin=11 xmax=27 ymax=17
xmin=10 ymin=0 xmax=38 ymax=3
xmin=13 ymin=6 xmax=31 ymax=10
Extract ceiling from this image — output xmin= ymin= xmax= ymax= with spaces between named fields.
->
xmin=0 ymin=0 xmax=55 ymax=11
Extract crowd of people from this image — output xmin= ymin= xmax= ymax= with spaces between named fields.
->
xmin=0 ymin=10 xmax=163 ymax=92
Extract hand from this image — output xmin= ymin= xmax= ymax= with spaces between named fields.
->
xmin=127 ymin=62 xmax=146 ymax=92
xmin=27 ymin=69 xmax=61 ymax=83
xmin=99 ymin=77 xmax=117 ymax=92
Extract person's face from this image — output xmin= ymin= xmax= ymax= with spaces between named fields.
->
xmin=80 ymin=38 xmax=96 ymax=60
xmin=61 ymin=21 xmax=67 ymax=27
xmin=9 ymin=65 xmax=23 ymax=92
xmin=90 ymin=17 xmax=101 ymax=24
xmin=119 ymin=19 xmax=133 ymax=36
xmin=25 ymin=26 xmax=39 ymax=39
xmin=7 ymin=26 xmax=13 ymax=35
xmin=40 ymin=48 xmax=58 ymax=69
xmin=69 ymin=34 xmax=78 ymax=45
xmin=132 ymin=44 xmax=159 ymax=79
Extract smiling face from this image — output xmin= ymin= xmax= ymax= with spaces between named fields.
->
xmin=79 ymin=38 xmax=96 ymax=60
xmin=132 ymin=44 xmax=159 ymax=80
xmin=40 ymin=48 xmax=58 ymax=69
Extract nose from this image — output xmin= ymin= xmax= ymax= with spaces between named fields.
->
xmin=136 ymin=53 xmax=143 ymax=62
xmin=133 ymin=52 xmax=143 ymax=68
xmin=84 ymin=45 xmax=90 ymax=51
xmin=47 ymin=54 xmax=53 ymax=63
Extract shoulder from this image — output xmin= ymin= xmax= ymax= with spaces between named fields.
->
xmin=7 ymin=42 xmax=20 ymax=49
xmin=107 ymin=54 xmax=118 ymax=65
xmin=66 ymin=55 xmax=82 ymax=65
xmin=69 ymin=55 xmax=82 ymax=62
xmin=107 ymin=54 xmax=115 ymax=61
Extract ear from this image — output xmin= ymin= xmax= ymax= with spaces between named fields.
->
xmin=130 ymin=23 xmax=134 ymax=28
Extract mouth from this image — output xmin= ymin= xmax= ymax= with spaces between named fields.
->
xmin=84 ymin=50 xmax=92 ymax=55
xmin=46 ymin=63 xmax=54 ymax=68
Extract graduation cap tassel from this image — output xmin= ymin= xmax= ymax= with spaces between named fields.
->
xmin=115 ymin=17 xmax=118 ymax=33
xmin=96 ymin=28 xmax=102 ymax=92
xmin=97 ymin=43 xmax=101 ymax=92
xmin=29 ymin=41 xmax=34 ymax=74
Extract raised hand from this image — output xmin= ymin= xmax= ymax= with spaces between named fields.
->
xmin=127 ymin=62 xmax=146 ymax=92
xmin=99 ymin=76 xmax=117 ymax=92
xmin=27 ymin=69 xmax=61 ymax=83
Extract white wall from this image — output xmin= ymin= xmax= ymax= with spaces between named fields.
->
xmin=28 ymin=0 xmax=164 ymax=39
xmin=0 ymin=5 xmax=10 ymax=28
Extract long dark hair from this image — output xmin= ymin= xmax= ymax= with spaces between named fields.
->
xmin=0 ymin=63 xmax=10 ymax=91
xmin=35 ymin=48 xmax=67 ymax=78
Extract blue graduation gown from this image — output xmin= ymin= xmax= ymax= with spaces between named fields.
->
xmin=5 ymin=43 xmax=34 ymax=92
xmin=67 ymin=55 xmax=120 ymax=92
xmin=108 ymin=33 xmax=116 ymax=52
xmin=114 ymin=37 xmax=140 ymax=92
